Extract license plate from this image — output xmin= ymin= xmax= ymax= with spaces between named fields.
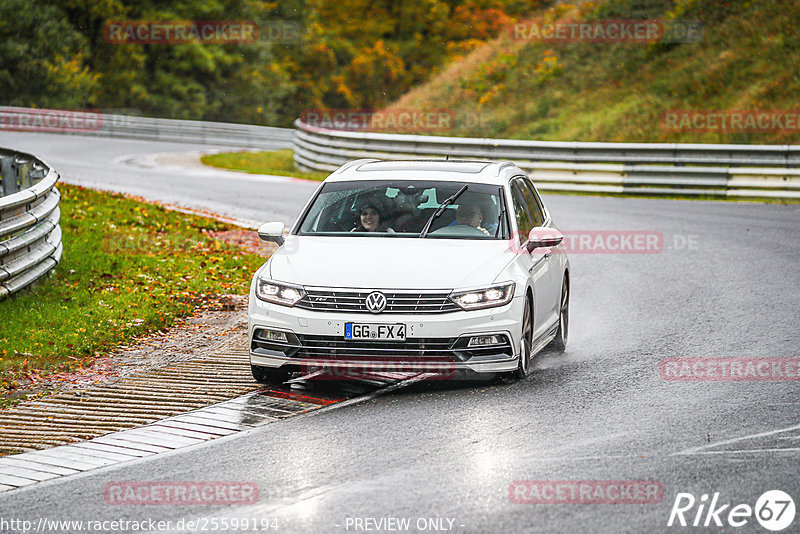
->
xmin=345 ymin=323 xmax=406 ymax=341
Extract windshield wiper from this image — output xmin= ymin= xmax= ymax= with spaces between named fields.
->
xmin=419 ymin=184 xmax=468 ymax=238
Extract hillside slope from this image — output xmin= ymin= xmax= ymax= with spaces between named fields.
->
xmin=386 ymin=0 xmax=800 ymax=144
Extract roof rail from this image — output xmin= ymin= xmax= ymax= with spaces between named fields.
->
xmin=495 ymin=161 xmax=517 ymax=176
xmin=334 ymin=158 xmax=381 ymax=174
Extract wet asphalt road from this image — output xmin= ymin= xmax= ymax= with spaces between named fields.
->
xmin=1 ymin=132 xmax=800 ymax=533
xmin=0 ymin=131 xmax=315 ymax=227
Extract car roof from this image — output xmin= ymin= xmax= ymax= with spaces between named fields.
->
xmin=324 ymin=159 xmax=522 ymax=185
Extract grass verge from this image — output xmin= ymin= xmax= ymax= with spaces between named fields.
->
xmin=201 ymin=149 xmax=329 ymax=181
xmin=0 ymin=184 xmax=266 ymax=400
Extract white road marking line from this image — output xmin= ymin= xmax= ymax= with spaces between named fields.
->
xmin=679 ymin=448 xmax=800 ymax=455
xmin=674 ymin=422 xmax=800 ymax=455
xmin=511 ymin=454 xmax=648 ymax=461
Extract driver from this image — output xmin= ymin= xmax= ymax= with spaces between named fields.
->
xmin=456 ymin=204 xmax=490 ymax=235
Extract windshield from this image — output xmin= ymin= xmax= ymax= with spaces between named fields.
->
xmin=297 ymin=180 xmax=507 ymax=239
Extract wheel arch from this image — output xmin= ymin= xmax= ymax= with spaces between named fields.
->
xmin=525 ymin=283 xmax=535 ymax=332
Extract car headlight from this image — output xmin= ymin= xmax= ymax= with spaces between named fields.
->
xmin=255 ymin=278 xmax=306 ymax=306
xmin=449 ymin=282 xmax=515 ymax=311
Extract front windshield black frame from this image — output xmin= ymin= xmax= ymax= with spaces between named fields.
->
xmin=293 ymin=179 xmax=510 ymax=240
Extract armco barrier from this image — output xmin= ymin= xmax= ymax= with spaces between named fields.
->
xmin=292 ymin=120 xmax=800 ymax=199
xmin=0 ymin=149 xmax=62 ymax=300
xmin=0 ymin=107 xmax=294 ymax=149
xmin=3 ymin=107 xmax=796 ymax=199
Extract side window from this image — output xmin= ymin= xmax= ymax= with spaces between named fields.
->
xmin=524 ymin=178 xmax=547 ymax=224
xmin=510 ymin=182 xmax=534 ymax=244
xmin=515 ymin=177 xmax=544 ymax=227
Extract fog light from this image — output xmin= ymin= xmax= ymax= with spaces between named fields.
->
xmin=468 ymin=335 xmax=502 ymax=347
xmin=257 ymin=329 xmax=288 ymax=343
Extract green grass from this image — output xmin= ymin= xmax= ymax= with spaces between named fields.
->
xmin=0 ymin=184 xmax=265 ymax=396
xmin=201 ymin=149 xmax=329 ymax=181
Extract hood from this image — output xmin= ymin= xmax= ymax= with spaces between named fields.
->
xmin=267 ymin=236 xmax=515 ymax=290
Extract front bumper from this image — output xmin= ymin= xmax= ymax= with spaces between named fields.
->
xmin=248 ymin=295 xmax=523 ymax=374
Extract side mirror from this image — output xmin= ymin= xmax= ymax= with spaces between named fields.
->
xmin=525 ymin=227 xmax=563 ymax=253
xmin=257 ymin=222 xmax=286 ymax=245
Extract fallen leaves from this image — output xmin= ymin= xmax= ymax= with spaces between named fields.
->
xmin=1 ymin=184 xmax=264 ymax=399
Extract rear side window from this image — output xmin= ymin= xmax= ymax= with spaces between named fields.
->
xmin=514 ymin=177 xmax=544 ymax=227
xmin=510 ymin=181 xmax=534 ymax=244
xmin=523 ymin=178 xmax=547 ymax=224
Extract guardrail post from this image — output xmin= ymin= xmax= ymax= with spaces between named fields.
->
xmin=18 ymin=159 xmax=33 ymax=189
xmin=1 ymin=156 xmax=17 ymax=195
xmin=30 ymin=163 xmax=47 ymax=182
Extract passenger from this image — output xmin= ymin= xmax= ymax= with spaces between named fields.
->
xmin=456 ymin=204 xmax=490 ymax=235
xmin=353 ymin=204 xmax=394 ymax=233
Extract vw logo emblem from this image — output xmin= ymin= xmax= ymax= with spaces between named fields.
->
xmin=365 ymin=291 xmax=387 ymax=313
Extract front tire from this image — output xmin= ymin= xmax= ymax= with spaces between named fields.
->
xmin=514 ymin=296 xmax=534 ymax=379
xmin=251 ymin=364 xmax=291 ymax=385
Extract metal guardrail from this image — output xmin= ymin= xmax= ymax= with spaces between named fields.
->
xmin=0 ymin=107 xmax=294 ymax=149
xmin=0 ymin=149 xmax=62 ymax=300
xmin=293 ymin=120 xmax=800 ymax=199
xmin=3 ymin=107 xmax=797 ymax=199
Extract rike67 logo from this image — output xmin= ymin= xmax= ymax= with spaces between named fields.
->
xmin=668 ymin=490 xmax=795 ymax=531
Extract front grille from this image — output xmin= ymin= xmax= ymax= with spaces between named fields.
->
xmin=292 ymin=334 xmax=458 ymax=361
xmin=251 ymin=329 xmax=514 ymax=363
xmin=296 ymin=289 xmax=459 ymax=314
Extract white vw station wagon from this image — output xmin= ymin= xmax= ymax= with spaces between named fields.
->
xmin=248 ymin=160 xmax=570 ymax=383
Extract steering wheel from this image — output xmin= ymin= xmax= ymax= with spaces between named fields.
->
xmin=431 ymin=224 xmax=487 ymax=237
